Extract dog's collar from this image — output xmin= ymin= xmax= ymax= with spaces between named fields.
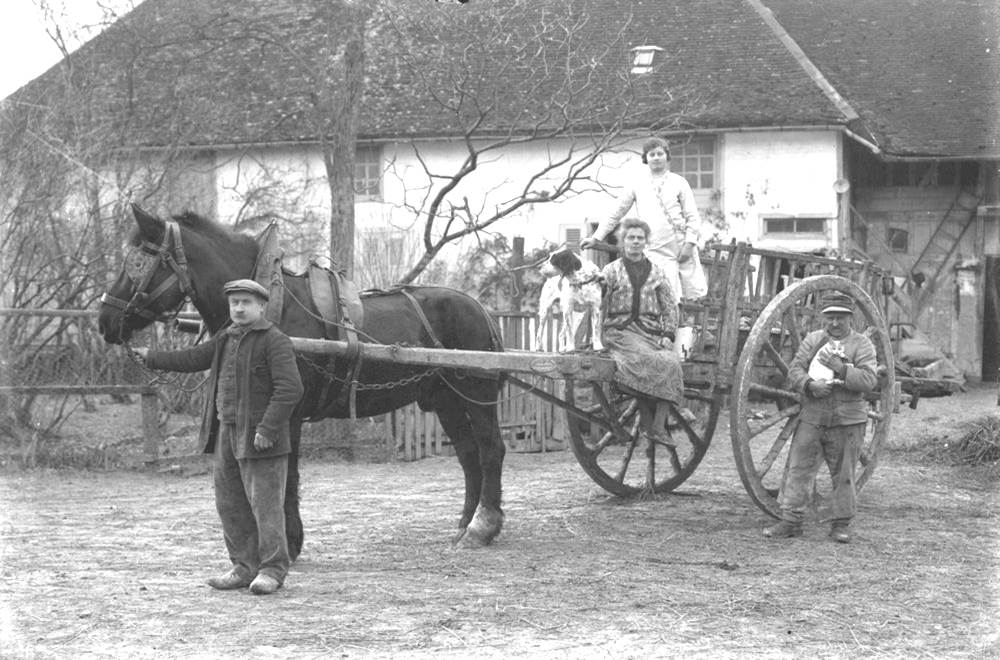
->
xmin=570 ymin=275 xmax=601 ymax=288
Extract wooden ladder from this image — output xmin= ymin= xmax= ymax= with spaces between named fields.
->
xmin=909 ymin=187 xmax=980 ymax=290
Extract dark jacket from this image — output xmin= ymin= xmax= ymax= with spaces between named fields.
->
xmin=787 ymin=328 xmax=878 ymax=427
xmin=146 ymin=319 xmax=304 ymax=459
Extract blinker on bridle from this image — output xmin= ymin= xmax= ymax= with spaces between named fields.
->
xmin=100 ymin=219 xmax=197 ymax=323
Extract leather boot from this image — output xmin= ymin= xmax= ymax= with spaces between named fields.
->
xmin=249 ymin=573 xmax=282 ymax=595
xmin=829 ymin=522 xmax=851 ymax=543
xmin=763 ymin=520 xmax=802 ymax=538
xmin=206 ymin=568 xmax=253 ymax=590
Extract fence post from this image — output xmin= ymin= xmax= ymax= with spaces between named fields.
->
xmin=140 ymin=387 xmax=162 ymax=462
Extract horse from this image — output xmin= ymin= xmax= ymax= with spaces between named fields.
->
xmin=98 ymin=204 xmax=507 ymax=557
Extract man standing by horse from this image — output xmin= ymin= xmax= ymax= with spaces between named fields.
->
xmin=136 ymin=279 xmax=304 ymax=594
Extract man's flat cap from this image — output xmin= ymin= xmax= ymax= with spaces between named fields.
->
xmin=820 ymin=291 xmax=855 ymax=314
xmin=223 ymin=279 xmax=269 ymax=301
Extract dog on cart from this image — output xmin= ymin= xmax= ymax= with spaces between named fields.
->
xmin=535 ymin=247 xmax=603 ymax=352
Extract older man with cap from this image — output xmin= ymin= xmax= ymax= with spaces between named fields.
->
xmin=138 ymin=278 xmax=304 ymax=594
xmin=764 ymin=291 xmax=878 ymax=543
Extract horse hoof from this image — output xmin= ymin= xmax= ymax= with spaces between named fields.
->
xmin=454 ymin=505 xmax=504 ymax=548
xmin=456 ymin=529 xmax=491 ymax=549
xmin=452 ymin=528 xmax=469 ymax=546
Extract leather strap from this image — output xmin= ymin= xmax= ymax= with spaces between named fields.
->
xmin=252 ymin=221 xmax=284 ymax=324
xmin=400 ymin=288 xmax=444 ymax=349
xmin=306 ymin=263 xmax=365 ymax=419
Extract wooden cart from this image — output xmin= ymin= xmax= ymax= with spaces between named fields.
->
xmin=293 ymin=242 xmax=901 ymax=518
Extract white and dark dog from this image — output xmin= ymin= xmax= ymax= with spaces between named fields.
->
xmin=535 ymin=248 xmax=603 ymax=352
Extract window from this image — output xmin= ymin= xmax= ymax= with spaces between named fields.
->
xmin=562 ymin=226 xmax=582 ymax=250
xmin=630 ymin=46 xmax=663 ymax=74
xmin=851 ymin=223 xmax=868 ymax=252
xmin=354 ymin=144 xmax=382 ymax=200
xmin=362 ymin=228 xmax=405 ymax=262
xmin=671 ymin=138 xmax=715 ymax=189
xmin=887 ymin=227 xmax=909 ymax=253
xmin=762 ymin=216 xmax=827 ymax=236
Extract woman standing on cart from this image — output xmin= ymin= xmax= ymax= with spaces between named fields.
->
xmin=600 ymin=217 xmax=684 ymax=445
xmin=581 ymin=136 xmax=707 ymax=301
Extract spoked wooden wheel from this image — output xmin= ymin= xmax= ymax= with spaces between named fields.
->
xmin=730 ymin=275 xmax=896 ymax=518
xmin=565 ymin=379 xmax=721 ymax=497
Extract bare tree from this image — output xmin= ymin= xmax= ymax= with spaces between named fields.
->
xmin=0 ymin=0 xmax=212 ymax=444
xmin=5 ymin=0 xmax=706 ymax=297
xmin=374 ymin=0 xmax=704 ymax=284
xmin=188 ymin=0 xmax=704 ymax=283
xmin=165 ymin=1 xmax=375 ymax=277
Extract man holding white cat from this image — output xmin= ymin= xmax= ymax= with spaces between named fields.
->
xmin=764 ymin=291 xmax=878 ymax=544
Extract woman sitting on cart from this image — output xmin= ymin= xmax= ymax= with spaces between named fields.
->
xmin=600 ymin=217 xmax=684 ymax=445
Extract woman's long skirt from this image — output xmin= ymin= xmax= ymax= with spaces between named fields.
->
xmin=602 ymin=326 xmax=684 ymax=405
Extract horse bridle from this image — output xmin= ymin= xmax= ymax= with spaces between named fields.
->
xmin=100 ymin=220 xmax=197 ymax=323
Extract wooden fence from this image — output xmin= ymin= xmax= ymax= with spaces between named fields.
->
xmin=1 ymin=308 xmax=562 ymax=463
xmin=0 ymin=308 xmax=202 ymax=462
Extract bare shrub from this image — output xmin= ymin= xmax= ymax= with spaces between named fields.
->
xmin=950 ymin=414 xmax=1000 ymax=466
xmin=922 ymin=413 xmax=1000 ymax=472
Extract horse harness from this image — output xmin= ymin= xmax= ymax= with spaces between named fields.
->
xmin=302 ymin=262 xmax=366 ymax=419
xmin=101 ymin=220 xmax=197 ymax=323
xmin=104 ymin=220 xmax=485 ymax=412
xmin=300 ymin=281 xmax=447 ymax=420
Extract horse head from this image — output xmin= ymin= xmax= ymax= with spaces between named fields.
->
xmin=97 ymin=204 xmax=254 ymax=343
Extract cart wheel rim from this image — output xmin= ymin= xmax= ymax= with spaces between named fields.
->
xmin=565 ymin=379 xmax=721 ymax=497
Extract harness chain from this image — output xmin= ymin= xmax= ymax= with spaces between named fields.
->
xmin=281 ymin=281 xmax=511 ymax=406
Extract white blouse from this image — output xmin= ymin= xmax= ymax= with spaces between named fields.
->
xmin=592 ymin=170 xmax=702 ymax=258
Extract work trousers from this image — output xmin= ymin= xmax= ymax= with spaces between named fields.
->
xmin=778 ymin=421 xmax=865 ymax=524
xmin=214 ymin=423 xmax=290 ymax=583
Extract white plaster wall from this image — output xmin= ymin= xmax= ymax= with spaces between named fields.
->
xmin=215 ymin=147 xmax=327 ymax=220
xmin=208 ymin=130 xmax=844 ymax=270
xmin=721 ymin=130 xmax=841 ymax=252
xmin=368 ymin=137 xmax=642 ymax=255
xmin=211 ymin=137 xmax=649 ymax=266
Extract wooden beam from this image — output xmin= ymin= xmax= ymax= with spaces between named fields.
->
xmin=0 ymin=385 xmax=155 ymax=395
xmin=290 ymin=338 xmax=617 ymax=381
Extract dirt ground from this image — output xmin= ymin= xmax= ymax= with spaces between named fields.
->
xmin=1 ymin=385 xmax=997 ymax=659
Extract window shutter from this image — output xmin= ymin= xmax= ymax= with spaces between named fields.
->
xmin=564 ymin=228 xmax=581 ymax=249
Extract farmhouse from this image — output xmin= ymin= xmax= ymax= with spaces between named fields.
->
xmin=2 ymin=0 xmax=997 ymax=380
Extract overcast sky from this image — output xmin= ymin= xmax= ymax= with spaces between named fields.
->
xmin=0 ymin=0 xmax=139 ymax=99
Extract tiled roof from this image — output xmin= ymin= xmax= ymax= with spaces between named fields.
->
xmin=5 ymin=0 xmax=994 ymax=157
xmin=764 ymin=0 xmax=1000 ymax=158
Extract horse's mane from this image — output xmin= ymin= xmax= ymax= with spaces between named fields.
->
xmin=173 ymin=211 xmax=257 ymax=248
xmin=127 ymin=210 xmax=257 ymax=254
